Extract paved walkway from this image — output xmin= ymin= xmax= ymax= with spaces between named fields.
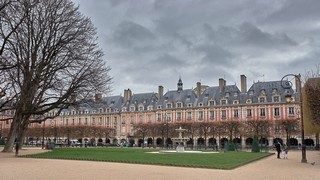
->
xmin=0 ymin=147 xmax=319 ymax=180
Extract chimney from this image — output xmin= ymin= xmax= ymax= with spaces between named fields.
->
xmin=219 ymin=78 xmax=225 ymax=92
xmin=196 ymin=82 xmax=201 ymax=97
xmin=158 ymin=85 xmax=163 ymax=99
xmin=240 ymin=75 xmax=247 ymax=93
xmin=126 ymin=88 xmax=132 ymax=101
xmin=123 ymin=89 xmax=128 ymax=102
xmin=95 ymin=93 xmax=102 ymax=102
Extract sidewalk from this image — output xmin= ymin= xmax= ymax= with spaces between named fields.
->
xmin=0 ymin=147 xmax=319 ymax=180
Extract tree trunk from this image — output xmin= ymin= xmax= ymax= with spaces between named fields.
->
xmin=2 ymin=121 xmax=18 ymax=152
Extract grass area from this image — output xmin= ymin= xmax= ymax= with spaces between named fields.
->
xmin=23 ymin=148 xmax=272 ymax=170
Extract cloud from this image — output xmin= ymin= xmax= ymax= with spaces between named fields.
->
xmin=73 ymin=0 xmax=320 ymax=95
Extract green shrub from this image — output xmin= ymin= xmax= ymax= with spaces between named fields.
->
xmin=0 ymin=138 xmax=5 ymax=145
xmin=251 ymin=135 xmax=260 ymax=152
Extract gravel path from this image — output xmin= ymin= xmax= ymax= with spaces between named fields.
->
xmin=0 ymin=147 xmax=319 ymax=180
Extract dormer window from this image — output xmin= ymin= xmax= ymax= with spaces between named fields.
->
xmin=198 ymin=103 xmax=203 ymax=107
xmin=246 ymin=99 xmax=252 ymax=104
xmin=122 ymin=107 xmax=127 ymax=112
xmin=249 ymin=90 xmax=254 ymax=96
xmin=147 ymin=106 xmax=153 ymax=111
xmin=225 ymin=92 xmax=230 ymax=98
xmin=187 ymin=103 xmax=192 ymax=107
xmin=209 ymin=100 xmax=215 ymax=106
xmin=166 ymin=103 xmax=172 ymax=108
xmin=259 ymin=97 xmax=266 ymax=103
xmin=260 ymin=89 xmax=266 ymax=95
xmin=157 ymin=105 xmax=162 ymax=109
xmin=130 ymin=106 xmax=135 ymax=112
xmin=177 ymin=102 xmax=182 ymax=108
xmin=138 ymin=105 xmax=144 ymax=111
xmin=221 ymin=99 xmax=227 ymax=105
xmin=233 ymin=100 xmax=239 ymax=104
xmin=273 ymin=96 xmax=280 ymax=102
xmin=234 ymin=92 xmax=238 ymax=97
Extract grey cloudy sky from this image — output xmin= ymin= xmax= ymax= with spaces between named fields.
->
xmin=73 ymin=0 xmax=320 ymax=96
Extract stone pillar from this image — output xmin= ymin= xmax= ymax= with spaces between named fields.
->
xmin=268 ymin=138 xmax=273 ymax=148
xmin=241 ymin=137 xmax=246 ymax=148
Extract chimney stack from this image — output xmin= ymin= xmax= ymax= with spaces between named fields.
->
xmin=158 ymin=85 xmax=164 ymax=99
xmin=219 ymin=78 xmax=226 ymax=92
xmin=196 ymin=82 xmax=201 ymax=97
xmin=240 ymin=75 xmax=247 ymax=93
xmin=123 ymin=88 xmax=132 ymax=102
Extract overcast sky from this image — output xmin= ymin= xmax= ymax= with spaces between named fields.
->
xmin=73 ymin=0 xmax=320 ymax=96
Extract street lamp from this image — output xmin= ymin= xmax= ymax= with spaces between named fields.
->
xmin=281 ymin=73 xmax=307 ymax=163
xmin=42 ymin=120 xmax=46 ymax=149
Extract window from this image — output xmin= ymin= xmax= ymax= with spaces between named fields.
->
xmin=177 ymin=112 xmax=182 ymax=121
xmin=139 ymin=106 xmax=144 ymax=111
xmin=114 ymin=117 xmax=118 ymax=124
xmin=106 ymin=117 xmax=110 ymax=124
xmin=66 ymin=119 xmax=69 ymax=125
xmin=274 ymin=108 xmax=280 ymax=116
xmin=121 ymin=126 xmax=126 ymax=136
xmin=167 ymin=104 xmax=172 ymax=108
xmin=148 ymin=115 xmax=152 ymax=123
xmin=289 ymin=107 xmax=295 ymax=115
xmin=166 ymin=113 xmax=172 ymax=121
xmin=247 ymin=109 xmax=252 ymax=117
xmin=233 ymin=110 xmax=239 ymax=118
xmin=78 ymin=118 xmax=81 ymax=125
xmin=259 ymin=97 xmax=265 ymax=103
xmin=91 ymin=117 xmax=95 ymax=124
xmin=221 ymin=100 xmax=227 ymax=105
xmin=273 ymin=96 xmax=280 ymax=102
xmin=85 ymin=118 xmax=88 ymax=125
xmin=130 ymin=116 xmax=134 ymax=124
xmin=198 ymin=111 xmax=204 ymax=120
xmin=177 ymin=103 xmax=182 ymax=108
xmin=187 ymin=111 xmax=192 ymax=120
xmin=209 ymin=101 xmax=215 ymax=106
xmin=209 ymin=111 xmax=214 ymax=120
xmin=121 ymin=117 xmax=126 ymax=124
xmin=260 ymin=108 xmax=266 ymax=116
xmin=130 ymin=106 xmax=135 ymax=111
xmin=139 ymin=115 xmax=143 ymax=123
xmin=221 ymin=110 xmax=226 ymax=118
xmin=157 ymin=113 xmax=162 ymax=121
xmin=72 ymin=119 xmax=75 ymax=125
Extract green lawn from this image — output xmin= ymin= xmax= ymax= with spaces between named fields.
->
xmin=23 ymin=148 xmax=272 ymax=169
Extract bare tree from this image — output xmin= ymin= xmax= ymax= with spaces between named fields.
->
xmin=1 ymin=0 xmax=112 ymax=153
xmin=244 ymin=120 xmax=271 ymax=142
xmin=279 ymin=119 xmax=299 ymax=147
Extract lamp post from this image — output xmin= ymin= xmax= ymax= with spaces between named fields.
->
xmin=42 ymin=120 xmax=46 ymax=149
xmin=281 ymin=73 xmax=307 ymax=163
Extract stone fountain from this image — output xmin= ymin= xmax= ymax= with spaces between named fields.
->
xmin=171 ymin=126 xmax=189 ymax=152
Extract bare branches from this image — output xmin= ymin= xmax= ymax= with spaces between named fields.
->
xmin=1 ymin=0 xmax=112 ymax=152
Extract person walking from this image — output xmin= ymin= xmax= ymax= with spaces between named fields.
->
xmin=275 ymin=141 xmax=281 ymax=159
xmin=282 ymin=144 xmax=288 ymax=159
